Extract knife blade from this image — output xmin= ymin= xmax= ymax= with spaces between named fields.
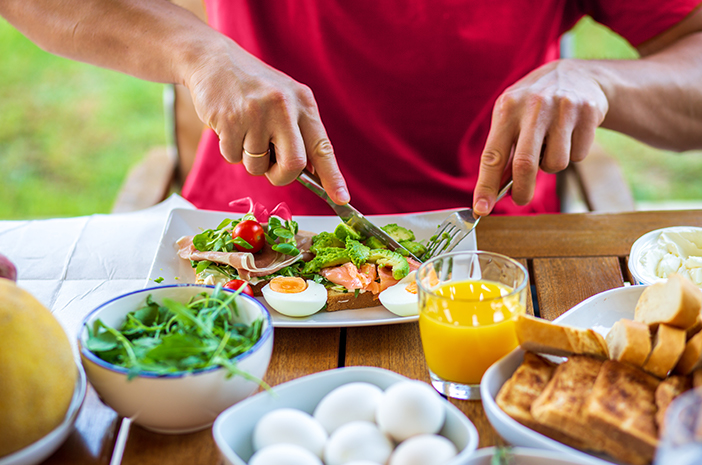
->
xmin=297 ymin=169 xmax=422 ymax=262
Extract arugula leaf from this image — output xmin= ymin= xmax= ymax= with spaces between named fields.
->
xmin=85 ymin=286 xmax=266 ymax=384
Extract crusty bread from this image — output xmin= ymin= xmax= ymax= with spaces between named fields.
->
xmin=694 ymin=368 xmax=702 ymax=388
xmin=606 ymin=319 xmax=651 ymax=368
xmin=515 ymin=314 xmax=609 ymax=359
xmin=634 ymin=273 xmax=702 ymax=330
xmin=495 ymin=352 xmax=587 ymax=449
xmin=325 ymin=289 xmax=378 ymax=312
xmin=654 ymin=375 xmax=691 ymax=432
xmin=687 ymin=317 xmax=702 ymax=340
xmin=642 ymin=324 xmax=686 ymax=378
xmin=530 ymin=356 xmax=609 ymax=453
xmin=674 ymin=330 xmax=702 ymax=375
xmin=584 ymin=360 xmax=660 ymax=465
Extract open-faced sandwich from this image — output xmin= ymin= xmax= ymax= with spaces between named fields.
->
xmin=176 ymin=201 xmax=427 ymax=318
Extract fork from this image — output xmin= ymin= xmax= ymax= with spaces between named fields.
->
xmin=420 ymin=180 xmax=513 ymax=261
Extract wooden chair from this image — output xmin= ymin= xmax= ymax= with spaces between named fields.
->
xmin=112 ymin=1 xmax=635 ymax=214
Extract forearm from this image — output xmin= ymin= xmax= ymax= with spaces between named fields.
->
xmin=0 ymin=0 xmax=227 ymax=87
xmin=588 ymin=31 xmax=702 ymax=152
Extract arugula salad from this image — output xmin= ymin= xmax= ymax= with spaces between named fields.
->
xmin=85 ymin=285 xmax=264 ymax=380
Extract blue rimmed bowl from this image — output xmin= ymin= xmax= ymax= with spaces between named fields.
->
xmin=78 ymin=285 xmax=273 ymax=434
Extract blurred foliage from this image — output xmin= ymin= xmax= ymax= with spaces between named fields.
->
xmin=0 ymin=16 xmax=700 ymax=220
xmin=0 ymin=18 xmax=165 ymax=219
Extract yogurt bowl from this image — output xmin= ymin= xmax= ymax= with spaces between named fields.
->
xmin=79 ymin=284 xmax=274 ymax=434
xmin=629 ymin=226 xmax=702 ymax=287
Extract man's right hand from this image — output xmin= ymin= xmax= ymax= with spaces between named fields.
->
xmin=185 ymin=38 xmax=350 ymax=205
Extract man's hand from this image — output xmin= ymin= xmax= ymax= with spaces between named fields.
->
xmin=186 ymin=40 xmax=350 ymax=205
xmin=472 ymin=59 xmax=608 ymax=216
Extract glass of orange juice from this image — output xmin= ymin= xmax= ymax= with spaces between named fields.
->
xmin=417 ymin=251 xmax=528 ymax=400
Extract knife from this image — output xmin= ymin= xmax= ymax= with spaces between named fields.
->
xmin=297 ymin=169 xmax=422 ymax=262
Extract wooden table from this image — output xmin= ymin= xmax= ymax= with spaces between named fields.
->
xmin=43 ymin=210 xmax=702 ymax=464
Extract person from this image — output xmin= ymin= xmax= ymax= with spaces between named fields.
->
xmin=2 ymin=1 xmax=702 ymax=216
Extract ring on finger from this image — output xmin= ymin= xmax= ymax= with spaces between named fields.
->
xmin=243 ymin=148 xmax=271 ymax=158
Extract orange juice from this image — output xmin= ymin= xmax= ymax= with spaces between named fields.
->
xmin=418 ymin=279 xmax=526 ymax=385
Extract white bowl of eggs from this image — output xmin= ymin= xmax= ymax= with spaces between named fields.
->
xmin=212 ymin=366 xmax=479 ymax=465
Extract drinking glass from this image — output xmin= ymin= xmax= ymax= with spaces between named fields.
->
xmin=416 ymin=251 xmax=528 ymax=400
xmin=655 ymin=388 xmax=702 ymax=465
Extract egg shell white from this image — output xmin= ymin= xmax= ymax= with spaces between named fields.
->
xmin=379 ymin=272 xmax=418 ymax=317
xmin=313 ymin=382 xmax=384 ymax=434
xmin=261 ymin=280 xmax=327 ymax=317
xmin=324 ymin=421 xmax=394 ymax=465
xmin=375 ymin=381 xmax=446 ymax=442
xmin=249 ymin=443 xmax=323 ymax=465
xmin=388 ymin=434 xmax=457 ymax=465
xmin=252 ymin=408 xmax=328 ymax=458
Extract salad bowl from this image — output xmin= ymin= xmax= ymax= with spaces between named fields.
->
xmin=78 ymin=284 xmax=273 ymax=434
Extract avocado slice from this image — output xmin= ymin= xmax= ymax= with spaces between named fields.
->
xmin=368 ymin=249 xmax=410 ymax=280
xmin=381 ymin=223 xmax=415 ymax=242
xmin=334 ymin=222 xmax=362 ymax=241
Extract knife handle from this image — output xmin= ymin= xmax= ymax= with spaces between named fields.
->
xmin=297 ymin=169 xmax=336 ymax=208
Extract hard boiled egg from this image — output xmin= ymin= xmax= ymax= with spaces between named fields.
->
xmin=324 ymin=421 xmax=394 ymax=465
xmin=261 ymin=277 xmax=327 ymax=317
xmin=388 ymin=434 xmax=457 ymax=465
xmin=313 ymin=382 xmax=383 ymax=434
xmin=253 ymin=408 xmax=328 ymax=458
xmin=375 ymin=381 xmax=446 ymax=442
xmin=249 ymin=443 xmax=323 ymax=465
xmin=379 ymin=271 xmax=418 ymax=317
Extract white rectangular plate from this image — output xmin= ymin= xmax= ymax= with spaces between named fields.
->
xmin=480 ymin=285 xmax=646 ymax=465
xmin=146 ymin=207 xmax=477 ymax=328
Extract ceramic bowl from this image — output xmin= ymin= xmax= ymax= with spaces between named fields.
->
xmin=212 ymin=366 xmax=479 ymax=465
xmin=628 ymin=226 xmax=702 ymax=286
xmin=0 ymin=364 xmax=87 ymax=465
xmin=79 ymin=285 xmax=273 ymax=434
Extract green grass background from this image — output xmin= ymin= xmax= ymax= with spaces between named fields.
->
xmin=0 ymin=17 xmax=700 ymax=219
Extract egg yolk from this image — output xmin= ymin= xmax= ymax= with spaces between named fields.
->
xmin=270 ymin=276 xmax=308 ymax=293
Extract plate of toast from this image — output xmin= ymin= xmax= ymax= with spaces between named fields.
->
xmin=146 ymin=207 xmax=476 ymax=328
xmin=481 ymin=274 xmax=702 ymax=465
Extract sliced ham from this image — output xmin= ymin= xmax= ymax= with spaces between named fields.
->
xmin=176 ymin=235 xmax=302 ymax=280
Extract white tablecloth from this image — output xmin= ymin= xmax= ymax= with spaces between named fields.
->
xmin=1 ymin=194 xmax=195 ymax=343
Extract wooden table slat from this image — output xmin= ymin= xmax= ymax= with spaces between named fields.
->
xmin=533 ymin=256 xmax=624 ymax=320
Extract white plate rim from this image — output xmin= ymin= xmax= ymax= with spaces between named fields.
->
xmin=480 ymin=285 xmax=648 ymax=465
xmin=145 ymin=207 xmax=477 ymax=328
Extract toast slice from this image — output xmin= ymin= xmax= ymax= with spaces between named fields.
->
xmin=530 ymin=355 xmax=626 ymax=455
xmin=495 ymin=352 xmax=586 ymax=450
xmin=642 ymin=324 xmax=686 ymax=378
xmin=515 ymin=314 xmax=608 ymax=359
xmin=606 ymin=319 xmax=651 ymax=368
xmin=634 ymin=273 xmax=702 ymax=331
xmin=655 ymin=375 xmax=692 ymax=432
xmin=584 ymin=360 xmax=660 ymax=465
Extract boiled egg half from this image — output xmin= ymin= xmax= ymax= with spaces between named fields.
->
xmin=379 ymin=271 xmax=419 ymax=317
xmin=261 ymin=277 xmax=327 ymax=317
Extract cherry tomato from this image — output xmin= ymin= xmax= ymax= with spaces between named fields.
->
xmin=232 ymin=220 xmax=265 ymax=253
xmin=223 ymin=279 xmax=254 ymax=297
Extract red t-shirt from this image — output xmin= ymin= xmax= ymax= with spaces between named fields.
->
xmin=183 ymin=0 xmax=698 ymax=215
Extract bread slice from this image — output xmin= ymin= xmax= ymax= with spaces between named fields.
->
xmin=655 ymin=375 xmax=692 ymax=432
xmin=325 ymin=289 xmax=378 ymax=312
xmin=530 ymin=356 xmax=608 ymax=453
xmin=674 ymin=330 xmax=702 ymax=375
xmin=495 ymin=352 xmax=587 ymax=449
xmin=606 ymin=319 xmax=651 ymax=368
xmin=584 ymin=360 xmax=660 ymax=465
xmin=634 ymin=273 xmax=702 ymax=330
xmin=642 ymin=324 xmax=686 ymax=378
xmin=515 ymin=314 xmax=608 ymax=359
xmin=694 ymin=368 xmax=702 ymax=388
